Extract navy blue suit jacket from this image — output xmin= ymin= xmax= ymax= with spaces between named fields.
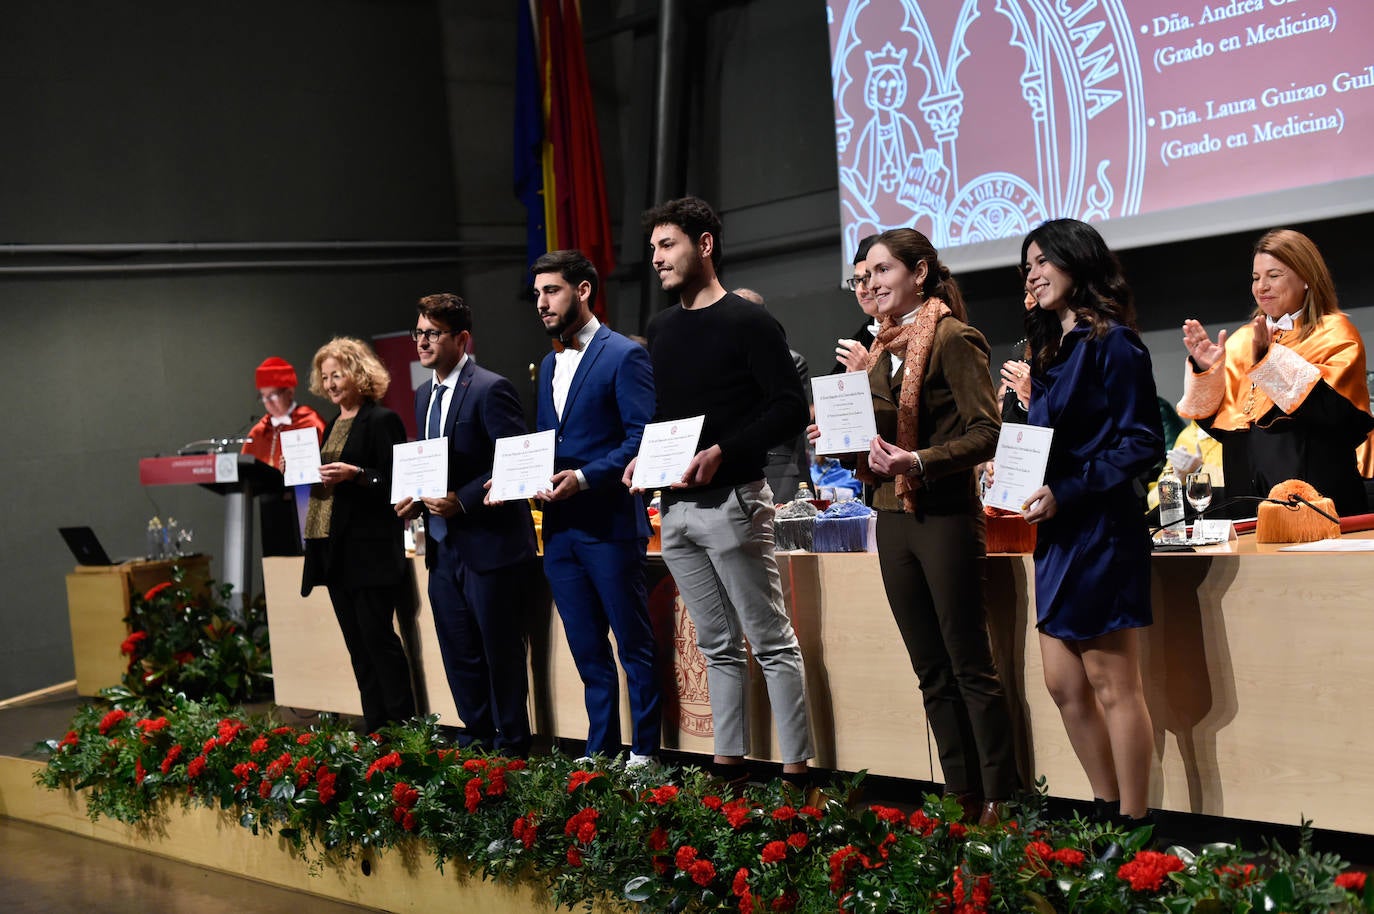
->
xmin=415 ymin=359 xmax=536 ymax=573
xmin=536 ymin=325 xmax=653 ymax=542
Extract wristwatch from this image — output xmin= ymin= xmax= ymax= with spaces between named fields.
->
xmin=906 ymin=450 xmax=925 ymax=479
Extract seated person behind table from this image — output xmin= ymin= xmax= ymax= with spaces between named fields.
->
xmin=1178 ymin=228 xmax=1374 ymax=515
xmin=1146 ymin=421 xmax=1224 ymax=512
xmin=242 ymin=356 xmax=326 ymax=555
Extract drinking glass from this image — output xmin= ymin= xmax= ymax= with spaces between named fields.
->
xmin=1185 ymin=472 xmax=1212 ymax=540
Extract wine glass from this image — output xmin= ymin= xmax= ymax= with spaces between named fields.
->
xmin=1185 ymin=472 xmax=1212 ymax=540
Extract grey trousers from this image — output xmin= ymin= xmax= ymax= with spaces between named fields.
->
xmin=659 ymin=480 xmax=814 ymax=763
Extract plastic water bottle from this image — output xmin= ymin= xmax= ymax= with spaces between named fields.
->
xmin=1158 ymin=465 xmax=1186 ymax=544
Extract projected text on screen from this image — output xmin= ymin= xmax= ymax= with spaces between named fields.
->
xmin=828 ymin=0 xmax=1374 ymax=270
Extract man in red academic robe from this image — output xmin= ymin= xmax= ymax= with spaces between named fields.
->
xmin=242 ymin=357 xmax=326 ymax=555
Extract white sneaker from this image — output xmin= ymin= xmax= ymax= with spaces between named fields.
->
xmin=626 ymin=752 xmax=655 ymax=769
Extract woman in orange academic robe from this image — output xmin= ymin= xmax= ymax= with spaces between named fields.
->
xmin=1178 ymin=229 xmax=1374 ymax=516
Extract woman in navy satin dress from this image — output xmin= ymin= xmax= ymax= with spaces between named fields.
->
xmin=1018 ymin=219 xmax=1164 ymax=827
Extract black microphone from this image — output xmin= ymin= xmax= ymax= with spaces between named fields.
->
xmin=1150 ymin=494 xmax=1340 ymax=536
xmin=1280 ymin=493 xmax=1341 ymax=526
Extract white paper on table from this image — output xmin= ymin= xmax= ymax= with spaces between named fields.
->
xmin=391 ymin=438 xmax=450 ymax=503
xmin=982 ymin=422 xmax=1054 ymax=513
xmin=1188 ymin=519 xmax=1237 ymax=545
xmin=279 ymin=428 xmax=322 ymax=486
xmin=811 ymin=373 xmax=877 ymax=455
xmin=632 ymin=415 xmax=706 ymax=490
xmin=1278 ymin=538 xmax=1374 ymax=552
xmin=490 ymin=429 xmax=557 ymax=502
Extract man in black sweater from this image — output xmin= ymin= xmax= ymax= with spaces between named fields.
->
xmin=624 ymin=196 xmax=812 ymax=789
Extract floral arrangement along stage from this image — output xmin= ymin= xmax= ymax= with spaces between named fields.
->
xmin=120 ymin=569 xmax=272 ymax=705
xmin=36 ymin=698 xmax=1371 ymax=914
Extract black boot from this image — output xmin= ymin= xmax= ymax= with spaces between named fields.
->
xmin=1091 ymin=797 xmax=1119 ymax=823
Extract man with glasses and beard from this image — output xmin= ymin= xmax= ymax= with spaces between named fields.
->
xmin=396 ymin=294 xmax=538 ymax=756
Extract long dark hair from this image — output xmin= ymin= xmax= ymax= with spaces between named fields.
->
xmin=875 ymin=227 xmax=967 ymax=321
xmin=1020 ymin=219 xmax=1135 ymax=372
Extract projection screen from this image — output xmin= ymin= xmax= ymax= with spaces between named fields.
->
xmin=827 ymin=0 xmax=1374 ymax=272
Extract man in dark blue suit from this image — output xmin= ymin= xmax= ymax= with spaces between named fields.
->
xmin=395 ymin=293 xmax=538 ymax=755
xmin=524 ymin=250 xmax=661 ymax=764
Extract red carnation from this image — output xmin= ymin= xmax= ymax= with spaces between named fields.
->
xmin=250 ymin=736 xmax=269 ymax=755
xmin=563 ymin=807 xmax=599 ymax=845
xmin=98 ymin=709 xmax=129 ymax=735
xmin=1025 ymin=840 xmax=1054 ymax=877
xmin=463 ymin=758 xmax=489 ymax=772
xmin=702 ymin=794 xmax=724 ymax=811
xmin=688 ymin=859 xmax=716 ymax=887
xmin=567 ymin=769 xmax=603 ymax=792
xmin=1336 ymin=871 xmax=1367 ymax=892
xmin=296 ymin=732 xmax=314 ymax=746
xmin=216 ymin=719 xmax=247 ymax=745
xmin=134 ymin=760 xmax=146 ymax=784
xmin=136 ymin=717 xmax=169 ymax=741
xmin=232 ymin=761 xmax=259 ymax=788
xmin=786 ymin=832 xmax=808 ymax=850
xmin=771 ymin=805 xmax=797 ymax=821
xmin=799 ymin=805 xmax=823 ymax=818
xmin=512 ymin=813 xmax=538 ymax=850
xmin=733 ymin=868 xmax=755 ymax=914
xmin=948 ymin=822 xmax=968 ymax=839
xmin=57 ymin=731 xmax=79 ymax=750
xmin=316 ymin=766 xmax=337 ymax=805
xmin=675 ymin=845 xmax=699 ymax=870
xmin=486 ymin=766 xmax=508 ymax=796
xmin=187 ymin=754 xmax=208 ymax=779
xmin=770 ymin=889 xmax=798 ymax=912
xmin=160 ymin=744 xmax=183 ymax=774
xmin=829 ymin=845 xmax=866 ymax=892
xmin=760 ymin=841 xmax=788 ymax=865
xmin=464 ymin=776 xmax=485 ymax=813
xmin=142 ymin=581 xmax=173 ymax=602
xmin=119 ymin=631 xmax=147 ymax=656
xmin=1050 ymin=847 xmax=1085 ymax=868
xmin=870 ymin=804 xmax=906 ymax=825
xmin=566 ymin=845 xmax=583 ymax=867
xmin=909 ymin=809 xmax=937 ymax=835
xmin=646 ymin=784 xmax=679 ymax=805
xmin=723 ymin=798 xmax=753 ymax=829
xmin=647 ymin=826 xmax=668 ymax=852
xmin=1117 ymin=850 xmax=1186 ymax=892
xmin=364 ymin=751 xmax=402 ymax=781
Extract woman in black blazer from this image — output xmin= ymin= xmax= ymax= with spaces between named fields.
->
xmin=301 ymin=337 xmax=415 ymax=733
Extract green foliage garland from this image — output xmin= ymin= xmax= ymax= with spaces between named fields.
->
xmin=36 ymin=697 xmax=1374 ymax=913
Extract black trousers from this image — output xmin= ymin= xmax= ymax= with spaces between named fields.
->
xmin=875 ymin=509 xmax=1019 ymax=799
xmin=327 ymin=583 xmax=416 ymax=733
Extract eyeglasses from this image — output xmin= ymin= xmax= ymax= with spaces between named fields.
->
xmin=410 ymin=328 xmax=454 ymax=343
xmin=259 ymin=389 xmax=291 ymax=401
xmin=845 ymin=274 xmax=871 ymax=291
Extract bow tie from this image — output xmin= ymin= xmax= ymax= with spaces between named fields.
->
xmin=1266 ymin=312 xmax=1295 ymax=333
xmin=270 ymin=414 xmax=294 ymax=428
xmin=551 ymin=337 xmax=583 ymax=354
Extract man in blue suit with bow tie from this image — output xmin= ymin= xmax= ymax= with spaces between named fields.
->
xmin=396 ymin=293 xmax=539 ymax=756
xmin=525 ymin=250 xmax=661 ymax=764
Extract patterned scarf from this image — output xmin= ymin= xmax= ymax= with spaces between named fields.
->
xmin=861 ymin=297 xmax=951 ymax=512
